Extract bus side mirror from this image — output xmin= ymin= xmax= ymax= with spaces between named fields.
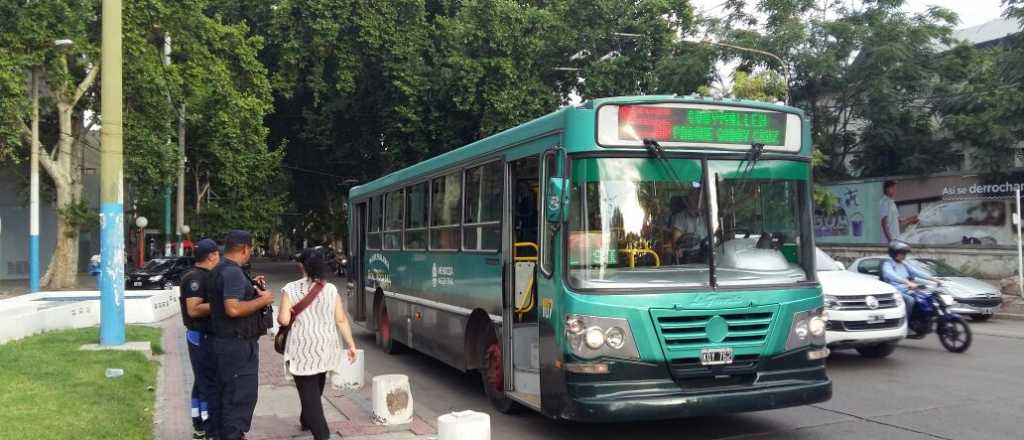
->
xmin=546 ymin=177 xmax=566 ymax=223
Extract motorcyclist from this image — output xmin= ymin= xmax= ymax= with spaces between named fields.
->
xmin=880 ymin=241 xmax=943 ymax=318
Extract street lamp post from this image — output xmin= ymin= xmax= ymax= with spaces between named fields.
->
xmin=135 ymin=216 xmax=148 ymax=268
xmin=29 ymin=39 xmax=75 ymax=293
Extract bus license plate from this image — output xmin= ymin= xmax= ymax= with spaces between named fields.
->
xmin=700 ymin=348 xmax=734 ymax=366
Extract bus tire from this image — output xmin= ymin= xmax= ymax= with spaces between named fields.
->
xmin=376 ymin=304 xmax=402 ymax=354
xmin=480 ymin=323 xmax=521 ymax=414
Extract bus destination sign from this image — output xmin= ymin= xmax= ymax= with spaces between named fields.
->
xmin=617 ymin=105 xmax=788 ymax=146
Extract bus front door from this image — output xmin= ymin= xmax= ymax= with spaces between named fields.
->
xmin=506 ymin=156 xmax=541 ymax=408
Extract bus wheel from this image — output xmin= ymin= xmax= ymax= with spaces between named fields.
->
xmin=481 ymin=325 xmax=521 ymax=413
xmin=376 ymin=306 xmax=402 ymax=354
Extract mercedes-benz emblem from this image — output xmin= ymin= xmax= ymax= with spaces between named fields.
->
xmin=865 ymin=295 xmax=879 ymax=310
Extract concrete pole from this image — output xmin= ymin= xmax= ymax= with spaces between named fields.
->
xmin=164 ymin=188 xmax=172 ymax=255
xmin=99 ymin=0 xmax=125 ymax=346
xmin=29 ymin=69 xmax=40 ymax=292
xmin=176 ymin=104 xmax=185 ymax=255
xmin=1017 ymin=188 xmax=1023 ymax=299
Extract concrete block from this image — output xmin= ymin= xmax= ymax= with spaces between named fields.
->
xmin=371 ymin=374 xmax=413 ymax=425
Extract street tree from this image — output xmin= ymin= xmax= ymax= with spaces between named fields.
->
xmin=0 ymin=0 xmax=101 ymax=288
xmin=0 ymin=0 xmax=281 ymax=287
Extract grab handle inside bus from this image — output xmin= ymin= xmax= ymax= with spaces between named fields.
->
xmin=546 ymin=177 xmax=567 ymax=224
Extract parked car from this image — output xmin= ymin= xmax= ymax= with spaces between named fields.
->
xmin=817 ymin=248 xmax=907 ymax=358
xmin=848 ymin=256 xmax=1002 ymax=321
xmin=126 ymin=256 xmax=194 ymax=290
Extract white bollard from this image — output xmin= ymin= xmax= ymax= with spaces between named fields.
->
xmin=438 ymin=410 xmax=490 ymax=440
xmin=371 ymin=374 xmax=413 ymax=425
xmin=330 ymin=349 xmax=365 ymax=390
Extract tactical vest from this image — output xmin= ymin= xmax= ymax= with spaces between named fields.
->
xmin=209 ymin=260 xmax=269 ymax=339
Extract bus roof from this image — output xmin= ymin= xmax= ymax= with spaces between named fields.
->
xmin=350 ymin=95 xmax=807 ymax=199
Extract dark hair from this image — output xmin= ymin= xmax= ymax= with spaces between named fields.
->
xmin=883 ymin=180 xmax=897 ymax=191
xmin=224 ymin=230 xmax=253 ymax=253
xmin=298 ymin=248 xmax=327 ymax=281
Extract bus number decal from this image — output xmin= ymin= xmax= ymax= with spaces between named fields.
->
xmin=431 ymin=263 xmax=455 ymax=287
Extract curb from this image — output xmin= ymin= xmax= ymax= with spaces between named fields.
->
xmin=993 ymin=312 xmax=1024 ymax=321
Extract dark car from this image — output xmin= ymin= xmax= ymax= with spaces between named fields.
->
xmin=126 ymin=256 xmax=195 ymax=290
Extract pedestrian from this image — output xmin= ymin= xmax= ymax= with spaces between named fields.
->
xmin=879 ymin=180 xmax=918 ymax=243
xmin=178 ymin=239 xmax=221 ymax=439
xmin=208 ymin=230 xmax=275 ymax=440
xmin=277 ymin=248 xmax=358 ymax=440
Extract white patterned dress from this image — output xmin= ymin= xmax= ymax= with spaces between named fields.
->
xmin=282 ymin=279 xmax=342 ymax=376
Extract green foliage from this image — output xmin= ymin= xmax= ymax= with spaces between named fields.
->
xmin=700 ymin=70 xmax=786 ymax=102
xmin=57 ymin=200 xmax=98 ymax=237
xmin=209 ymin=0 xmax=715 ymax=246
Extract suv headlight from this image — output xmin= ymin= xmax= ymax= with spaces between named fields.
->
xmin=824 ymin=295 xmax=840 ymax=310
xmin=785 ymin=307 xmax=827 ymax=351
xmin=565 ymin=315 xmax=639 ymax=360
xmin=148 ymin=275 xmax=164 ymax=282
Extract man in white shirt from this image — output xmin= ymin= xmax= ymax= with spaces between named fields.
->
xmin=879 ymin=180 xmax=917 ymax=243
xmin=669 ymin=190 xmax=707 ymax=262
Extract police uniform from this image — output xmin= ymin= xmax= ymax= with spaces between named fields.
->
xmin=179 ymin=266 xmax=217 ymax=437
xmin=209 ymin=255 xmax=270 ymax=440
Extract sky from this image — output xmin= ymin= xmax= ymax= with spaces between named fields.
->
xmin=691 ymin=0 xmax=1007 ymax=29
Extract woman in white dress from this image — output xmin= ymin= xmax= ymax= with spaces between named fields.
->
xmin=277 ymin=249 xmax=357 ymax=440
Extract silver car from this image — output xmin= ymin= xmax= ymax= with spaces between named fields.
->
xmin=847 ymin=256 xmax=1002 ymax=321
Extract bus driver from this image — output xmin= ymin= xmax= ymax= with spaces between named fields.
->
xmin=668 ymin=189 xmax=707 ymax=264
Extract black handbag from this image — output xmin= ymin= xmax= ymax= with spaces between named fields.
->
xmin=274 ymin=281 xmax=325 ymax=354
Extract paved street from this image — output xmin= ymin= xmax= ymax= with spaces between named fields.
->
xmin=254 ymin=260 xmax=1024 ymax=440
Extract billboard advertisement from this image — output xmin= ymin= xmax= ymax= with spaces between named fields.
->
xmin=816 ymin=175 xmax=1021 ymax=247
xmin=814 ymin=182 xmax=883 ymax=244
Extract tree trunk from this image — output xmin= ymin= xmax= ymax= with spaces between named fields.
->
xmin=41 ymin=181 xmax=82 ymax=289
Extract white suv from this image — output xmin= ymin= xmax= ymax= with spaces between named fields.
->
xmin=816 ymin=248 xmax=907 ymax=358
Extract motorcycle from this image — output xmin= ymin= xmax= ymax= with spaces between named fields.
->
xmin=905 ymin=284 xmax=972 ymax=353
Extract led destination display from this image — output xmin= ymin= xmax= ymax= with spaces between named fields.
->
xmin=617 ymin=105 xmax=788 ymax=146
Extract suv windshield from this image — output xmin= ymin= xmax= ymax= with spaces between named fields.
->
xmin=909 ymin=258 xmax=964 ymax=277
xmin=815 ymin=248 xmax=840 ymax=271
xmin=142 ymin=259 xmax=175 ymax=273
xmin=567 ymin=157 xmax=812 ymax=290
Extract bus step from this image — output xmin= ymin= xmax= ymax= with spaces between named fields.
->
xmin=507 ymin=391 xmax=541 ymax=410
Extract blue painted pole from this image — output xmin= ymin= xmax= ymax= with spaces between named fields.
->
xmin=99 ymin=0 xmax=125 ymax=346
xmin=29 ymin=69 xmax=40 ymax=293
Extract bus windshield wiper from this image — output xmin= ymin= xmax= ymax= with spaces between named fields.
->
xmin=736 ymin=142 xmax=765 ymax=178
xmin=643 ymin=139 xmax=687 ymax=186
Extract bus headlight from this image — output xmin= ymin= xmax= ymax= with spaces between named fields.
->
xmin=565 ymin=315 xmax=639 ymax=361
xmin=786 ymin=307 xmax=826 ymax=351
xmin=584 ymin=327 xmax=605 ymax=349
xmin=605 ymin=327 xmax=626 ymax=350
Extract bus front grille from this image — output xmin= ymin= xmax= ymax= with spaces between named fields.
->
xmin=653 ymin=310 xmax=774 ymax=349
xmin=650 ymin=305 xmax=780 ymax=381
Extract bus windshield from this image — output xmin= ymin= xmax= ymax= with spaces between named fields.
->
xmin=567 ymin=157 xmax=812 ymax=291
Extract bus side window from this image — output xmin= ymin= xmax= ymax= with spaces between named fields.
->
xmin=405 ymin=182 xmax=428 ymax=250
xmin=367 ymin=196 xmax=382 ymax=250
xmin=463 ymin=161 xmax=503 ymax=252
xmin=383 ymin=189 xmax=404 ymax=250
xmin=430 ymin=172 xmax=461 ymax=251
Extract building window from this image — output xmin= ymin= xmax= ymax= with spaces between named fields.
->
xmin=383 ymin=189 xmax=404 ymax=250
xmin=430 ymin=171 xmax=462 ymax=250
xmin=405 ymin=182 xmax=428 ymax=250
xmin=463 ymin=161 xmax=503 ymax=252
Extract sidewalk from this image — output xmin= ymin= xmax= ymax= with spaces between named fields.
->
xmin=0 ymin=273 xmax=96 ymax=299
xmin=154 ymin=318 xmax=436 ymax=440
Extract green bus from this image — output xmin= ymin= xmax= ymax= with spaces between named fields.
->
xmin=346 ymin=95 xmax=831 ymax=421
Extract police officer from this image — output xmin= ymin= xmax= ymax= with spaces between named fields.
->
xmin=179 ymin=239 xmax=220 ymax=439
xmin=208 ymin=230 xmax=274 ymax=440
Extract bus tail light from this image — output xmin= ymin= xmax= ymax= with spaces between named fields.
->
xmin=565 ymin=315 xmax=640 ymax=361
xmin=785 ymin=307 xmax=827 ymax=351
